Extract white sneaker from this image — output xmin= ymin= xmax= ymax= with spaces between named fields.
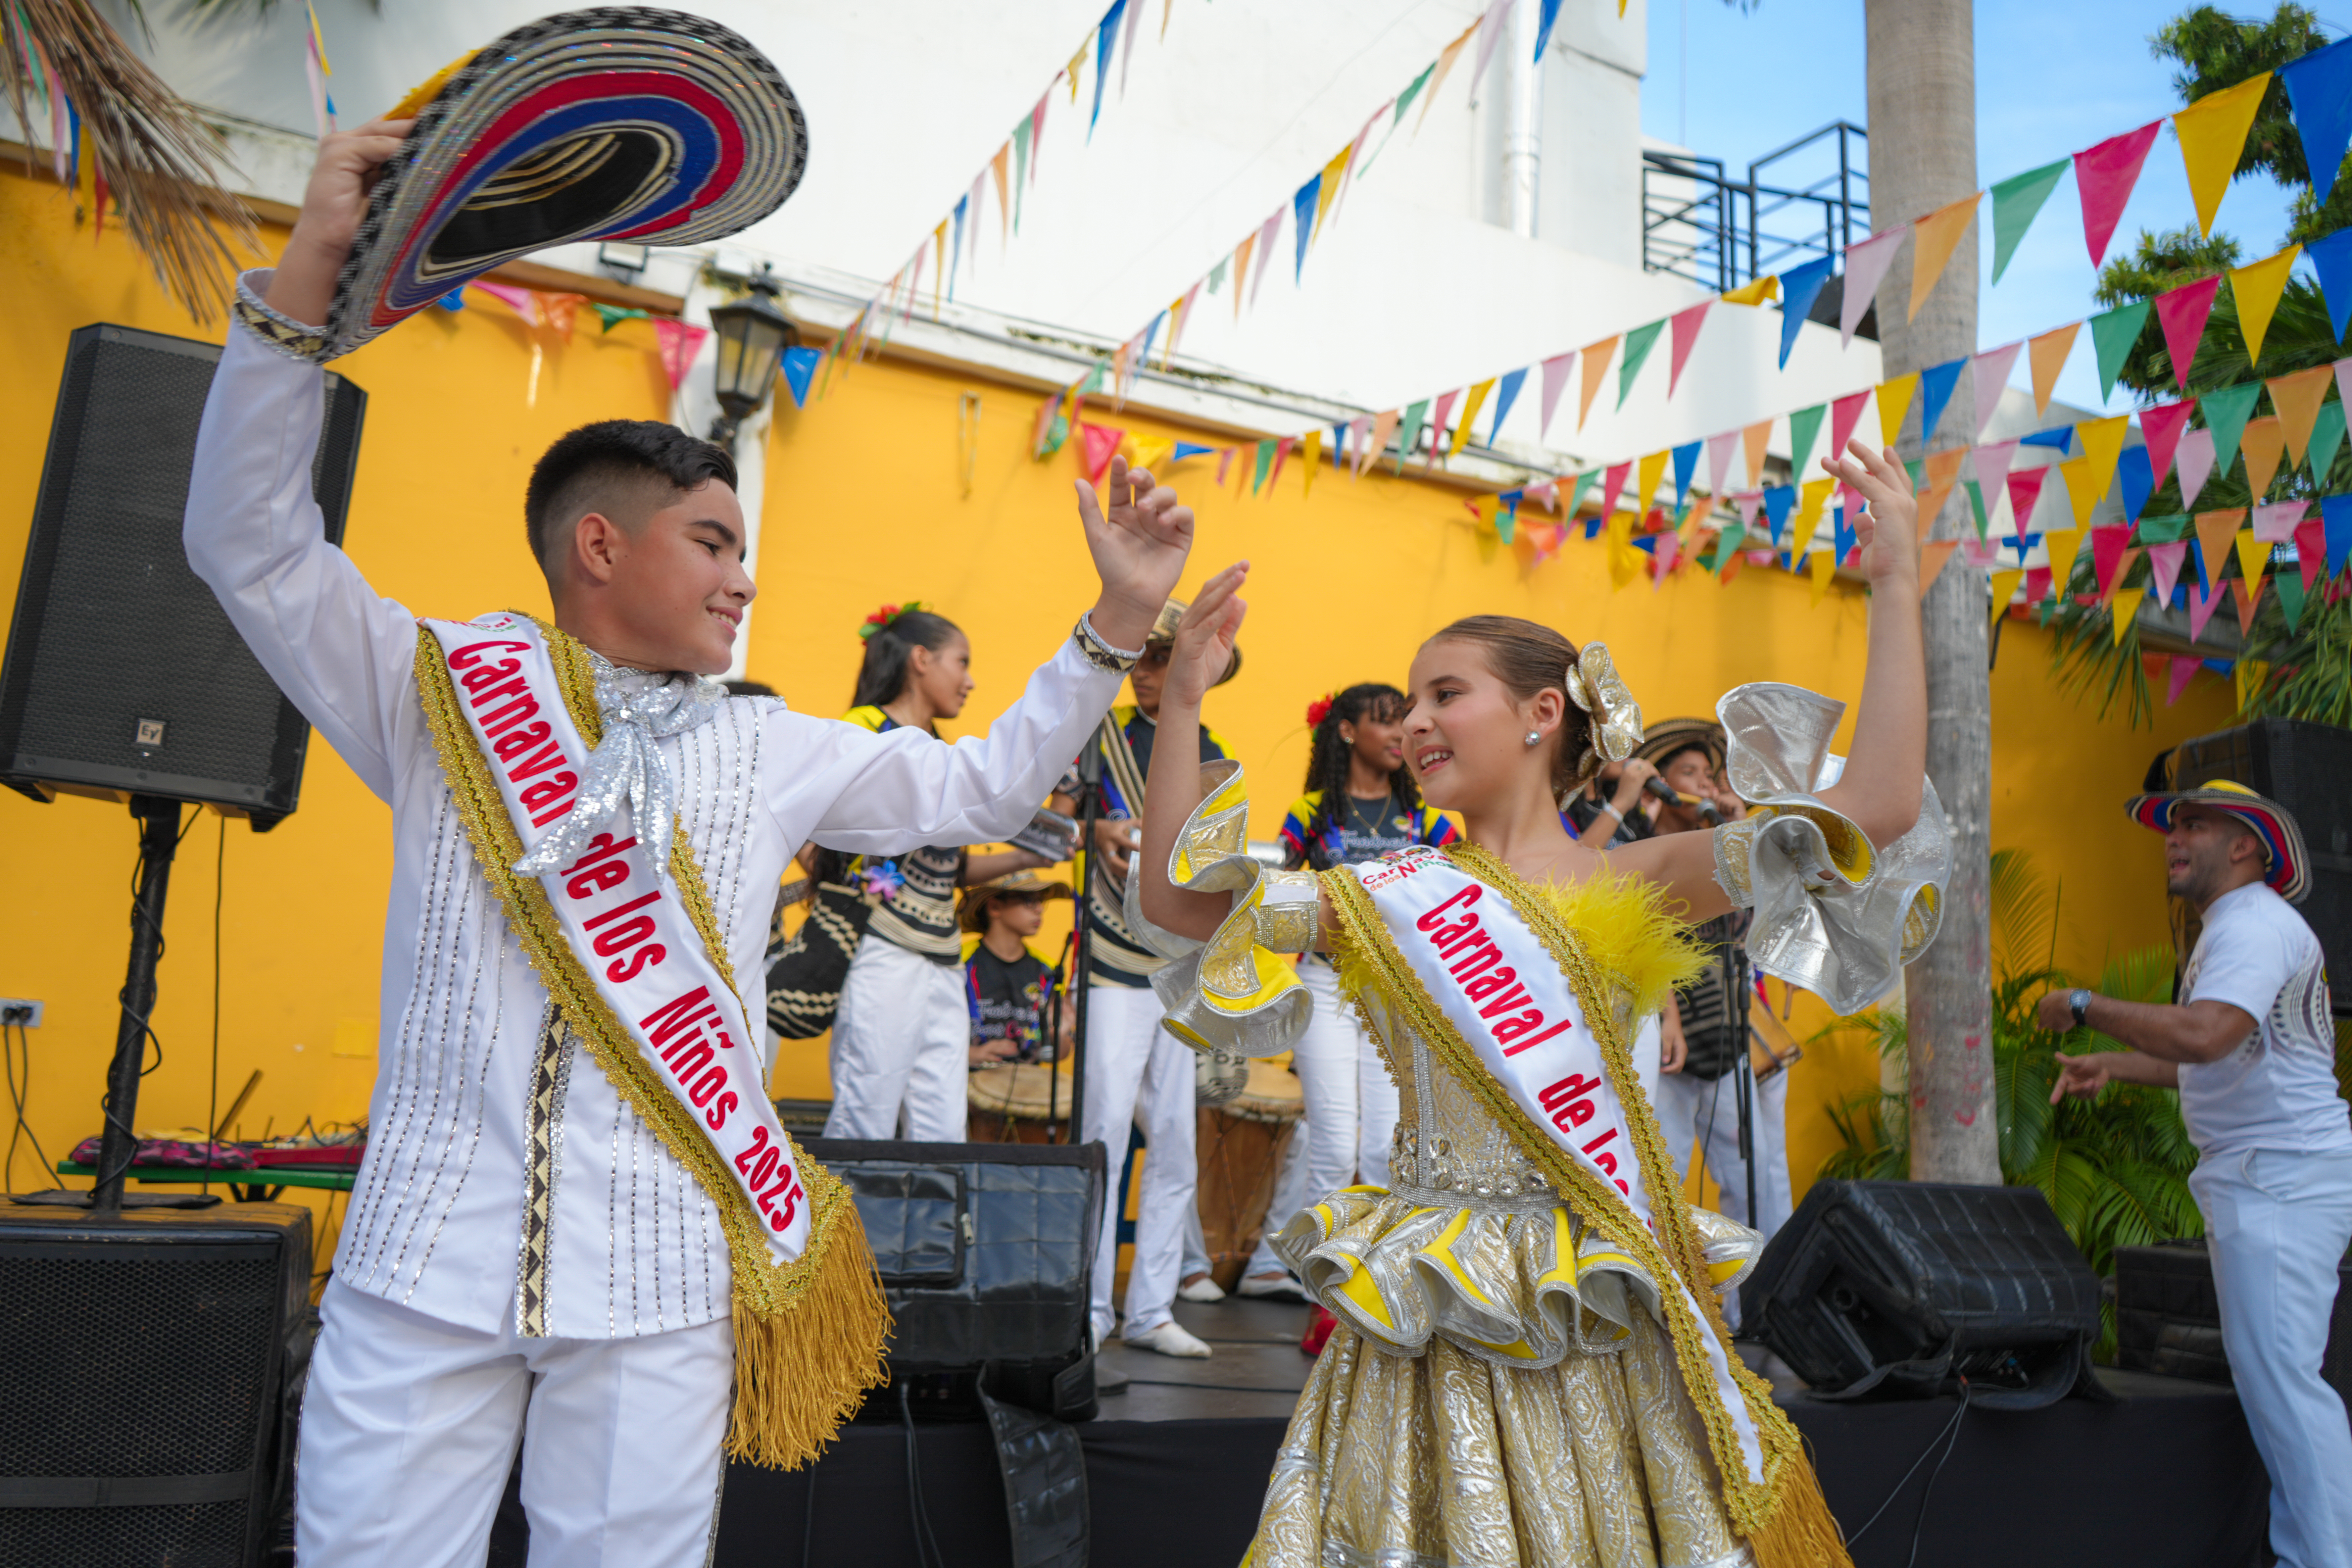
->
xmin=1178 ymin=1274 xmax=1227 ymax=1303
xmin=1236 ymin=1271 xmax=1308 ymax=1302
xmin=1124 ymin=1320 xmax=1213 ymax=1359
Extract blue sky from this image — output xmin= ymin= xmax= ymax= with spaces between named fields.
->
xmin=1644 ymin=0 xmax=2317 ymax=415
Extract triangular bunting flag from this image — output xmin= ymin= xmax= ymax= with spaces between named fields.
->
xmin=2075 ymin=120 xmax=2164 ymax=266
xmin=1918 ymin=539 xmax=1960 ymax=597
xmin=1359 ymin=409 xmax=1398 ymax=478
xmin=2196 ymin=509 xmax=2247 ymax=590
xmin=1577 ymin=338 xmax=1617 ymax=429
xmin=1722 ymin=275 xmax=1780 ymax=306
xmin=1268 ymin=435 xmax=1296 ymax=490
xmin=2297 ymin=515 xmax=2327 ymax=589
xmin=2154 ymin=275 xmax=2223 ymax=391
xmin=2028 ymin=323 xmax=2080 ymax=416
xmin=1597 ymin=460 xmax=1632 ymax=522
xmin=2046 ymin=526 xmax=2086 ymax=594
xmin=1537 ymin=352 xmax=1575 ymax=437
xmin=2253 ymin=499 xmax=2308 ymax=541
xmin=1918 ymin=356 xmax=1967 ymax=446
xmin=2166 ymin=653 xmax=2202 ymax=704
xmin=1635 ymin=449 xmax=1670 ymax=516
xmin=1908 ymin=193 xmax=1980 ymax=320
xmin=2178 ymin=427 xmax=2218 ymax=507
xmin=2111 ymin=586 xmax=2148 ymax=643
xmin=1787 ymin=403 xmax=1827 ymax=480
xmin=1829 ymin=389 xmax=1872 ymax=464
xmin=1743 ymin=419 xmax=1774 ymax=489
xmin=2277 ymin=569 xmax=2307 ymax=631
xmin=781 ymin=344 xmax=820 ymax=408
xmin=2234 ymin=524 xmax=2271 ymax=605
xmin=1394 ymin=400 xmax=1429 ymax=474
xmin=1706 ymin=430 xmax=1738 ymax=499
xmin=1841 ymin=228 xmax=1908 ymax=346
xmin=1990 ymin=158 xmax=2071 ymax=283
xmin=2306 ymin=225 xmax=2352 ymax=341
xmin=1450 ymin=379 xmax=1495 ymax=459
xmin=1079 ymin=422 xmax=1128 ymax=484
xmin=1618 ymin=319 xmax=1666 ymax=408
xmin=2007 ymin=466 xmax=2052 ymax=539
xmin=1489 ymin=366 xmax=1527 ymax=444
xmin=1972 ymin=342 xmax=2023 ymax=439
xmin=1301 ymin=429 xmax=1322 ymax=499
xmin=2311 ymin=399 xmax=2347 ymax=482
xmin=2091 ymin=523 xmax=2132 ymax=594
xmin=2241 ymin=416 xmax=2288 ymax=498
xmin=1877 ymin=374 xmax=1920 ymax=451
xmin=2140 ymin=400 xmax=2194 ymax=488
xmin=2148 ymin=539 xmax=2190 ymax=605
xmin=1778 ymin=256 xmax=1834 ymax=368
xmin=2188 ymin=575 xmax=2227 ymax=640
xmin=1426 ymin=389 xmax=1462 ymax=468
xmin=1291 ymin=175 xmax=1321 ymax=281
xmin=2269 ymin=364 xmax=2335 ymax=466
xmin=1670 ymin=440 xmax=1701 ymax=510
xmin=1990 ymin=567 xmax=2024 ymax=629
xmin=2090 ymin=300 xmax=2152 ymax=400
xmin=1667 ymin=300 xmax=1713 ymax=394
xmin=2057 ymin=457 xmax=2104 ymax=529
xmin=2118 ymin=445 xmax=2155 ymax=524
xmin=2174 ymin=72 xmax=2272 ymax=236
xmin=1974 ymin=441 xmax=2020 ymax=509
xmin=2201 ymin=381 xmax=2263 ymax=476
xmin=1762 ymin=485 xmax=1795 ymax=545
xmin=2281 ymin=36 xmax=2352 ymax=204
xmin=2076 ymin=414 xmax=2129 ymax=502
xmin=2233 ymin=245 xmax=2303 ymax=367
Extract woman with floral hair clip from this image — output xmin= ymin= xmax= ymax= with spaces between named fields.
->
xmin=816 ymin=602 xmax=1066 ymax=1141
xmin=1135 ymin=441 xmax=1947 ymax=1568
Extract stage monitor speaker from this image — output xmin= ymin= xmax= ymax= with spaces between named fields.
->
xmin=2163 ymin=718 xmax=2352 ymax=1014
xmin=0 ymin=323 xmax=365 ymax=830
xmin=1741 ymin=1179 xmax=2104 ymax=1410
xmin=802 ymin=1138 xmax=1105 ymax=1423
xmin=2115 ymin=1237 xmax=2352 ymax=1421
xmin=0 ymin=1202 xmax=313 ymax=1568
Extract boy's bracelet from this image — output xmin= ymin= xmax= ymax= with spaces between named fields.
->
xmin=1073 ymin=612 xmax=1145 ymax=673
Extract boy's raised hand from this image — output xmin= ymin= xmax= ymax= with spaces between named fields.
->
xmin=1075 ymin=455 xmax=1193 ymax=652
xmin=265 ymin=117 xmax=413 ymax=329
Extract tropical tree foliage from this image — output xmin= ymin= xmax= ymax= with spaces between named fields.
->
xmin=1817 ymin=851 xmax=2204 ymax=1352
xmin=2036 ymin=3 xmax=2352 ymax=728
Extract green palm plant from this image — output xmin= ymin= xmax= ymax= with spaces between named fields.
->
xmin=1815 ymin=851 xmax=2203 ymax=1352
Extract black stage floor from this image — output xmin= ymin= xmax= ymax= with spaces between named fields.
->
xmin=703 ymin=1296 xmax=2269 ymax=1568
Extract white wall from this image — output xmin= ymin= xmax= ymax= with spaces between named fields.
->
xmin=29 ymin=0 xmax=1885 ymax=473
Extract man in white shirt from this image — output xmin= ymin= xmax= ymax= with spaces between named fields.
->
xmin=186 ymin=117 xmax=1208 ymax=1567
xmin=2045 ymin=779 xmax=2352 ymax=1568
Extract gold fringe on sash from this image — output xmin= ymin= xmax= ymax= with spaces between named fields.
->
xmin=416 ymin=619 xmax=889 ymax=1468
xmin=1323 ymin=849 xmax=1851 ymax=1567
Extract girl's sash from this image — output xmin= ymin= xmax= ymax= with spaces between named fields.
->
xmin=415 ymin=613 xmax=886 ymax=1466
xmin=1329 ymin=846 xmax=1795 ymax=1521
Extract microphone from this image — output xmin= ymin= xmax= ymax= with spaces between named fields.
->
xmin=1643 ymin=776 xmax=1722 ymax=826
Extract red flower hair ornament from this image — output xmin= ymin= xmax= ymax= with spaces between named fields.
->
xmin=1305 ymin=692 xmax=1335 ymax=729
xmin=858 ymin=600 xmax=930 ymax=642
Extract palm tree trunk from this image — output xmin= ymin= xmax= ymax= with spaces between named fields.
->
xmin=1865 ymin=0 xmax=2000 ymax=1184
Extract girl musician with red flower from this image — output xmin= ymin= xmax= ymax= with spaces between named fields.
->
xmin=1237 ymin=686 xmax=1458 ymax=1301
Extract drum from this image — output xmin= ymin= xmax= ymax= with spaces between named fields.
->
xmin=966 ymin=1061 xmax=1076 ymax=1145
xmin=1194 ymin=1060 xmax=1305 ymax=1289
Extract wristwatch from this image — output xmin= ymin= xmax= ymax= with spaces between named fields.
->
xmin=2068 ymin=989 xmax=2093 ymax=1028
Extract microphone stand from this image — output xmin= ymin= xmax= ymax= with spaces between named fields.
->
xmin=1066 ymin=738 xmax=1106 ymax=1146
xmin=1727 ymin=929 xmax=1757 ymax=1229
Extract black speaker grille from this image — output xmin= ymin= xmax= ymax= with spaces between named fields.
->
xmin=0 ymin=324 xmax=365 ymax=819
xmin=0 ymin=1499 xmax=249 ymax=1566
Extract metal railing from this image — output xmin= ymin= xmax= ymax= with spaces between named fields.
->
xmin=1642 ymin=121 xmax=1868 ymax=294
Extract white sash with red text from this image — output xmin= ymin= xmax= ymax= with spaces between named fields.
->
xmin=1350 ymin=846 xmax=1765 ymax=1484
xmin=426 ymin=615 xmax=810 ymax=1266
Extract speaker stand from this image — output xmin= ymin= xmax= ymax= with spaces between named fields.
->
xmin=12 ymin=795 xmax=219 ymax=1213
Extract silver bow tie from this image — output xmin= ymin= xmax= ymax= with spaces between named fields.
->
xmin=512 ymin=654 xmax=728 ymax=884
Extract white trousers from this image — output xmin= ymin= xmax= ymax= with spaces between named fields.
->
xmin=1651 ymin=1061 xmax=1793 ymax=1239
xmin=297 ymin=1279 xmax=732 ymax=1568
xmin=823 ymin=931 xmax=968 ymax=1142
xmin=1249 ymin=956 xmax=1399 ymax=1274
xmin=2191 ymin=1146 xmax=2352 ymax=1568
xmin=1083 ymin=983 xmax=1196 ymax=1341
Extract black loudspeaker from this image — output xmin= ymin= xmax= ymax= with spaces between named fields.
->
xmin=2165 ymin=718 xmax=2352 ymax=1014
xmin=2115 ymin=1237 xmax=2352 ymax=1421
xmin=0 ymin=323 xmax=365 ymax=829
xmin=1742 ymin=1180 xmax=2105 ymax=1410
xmin=0 ymin=1203 xmax=314 ymax=1567
xmin=802 ymin=1138 xmax=1105 ymax=1422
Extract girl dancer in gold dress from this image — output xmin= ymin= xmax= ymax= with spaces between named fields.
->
xmin=1131 ymin=441 xmax=1948 ymax=1568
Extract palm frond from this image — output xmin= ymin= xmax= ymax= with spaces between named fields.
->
xmin=1 ymin=0 xmax=257 ymax=321
xmin=1989 ymin=848 xmax=2057 ymax=976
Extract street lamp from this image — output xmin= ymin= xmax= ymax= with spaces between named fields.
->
xmin=705 ymin=266 xmax=796 ymax=451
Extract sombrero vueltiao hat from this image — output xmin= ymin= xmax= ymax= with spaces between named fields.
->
xmin=2126 ymin=779 xmax=2309 ymax=903
xmin=1147 ymin=596 xmax=1242 ymax=687
xmin=1632 ymin=716 xmax=1726 ymax=774
xmin=957 ymin=870 xmax=1075 ymax=933
xmin=321 ymin=8 xmax=807 ymax=358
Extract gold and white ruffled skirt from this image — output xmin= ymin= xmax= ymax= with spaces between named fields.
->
xmin=1246 ymin=1188 xmax=1758 ymax=1568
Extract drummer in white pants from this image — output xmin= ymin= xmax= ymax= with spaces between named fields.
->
xmin=821 ymin=605 xmax=1060 ymax=1142
xmin=2049 ymin=781 xmax=2352 ymax=1568
xmin=1241 ymin=685 xmax=1457 ymax=1298
xmin=1077 ymin=601 xmax=1238 ymax=1357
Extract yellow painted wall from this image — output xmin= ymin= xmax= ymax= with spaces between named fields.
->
xmin=0 ymin=163 xmax=2239 ymax=1278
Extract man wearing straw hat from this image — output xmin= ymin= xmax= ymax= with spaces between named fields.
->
xmin=2046 ymin=779 xmax=2352 ymax=1568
